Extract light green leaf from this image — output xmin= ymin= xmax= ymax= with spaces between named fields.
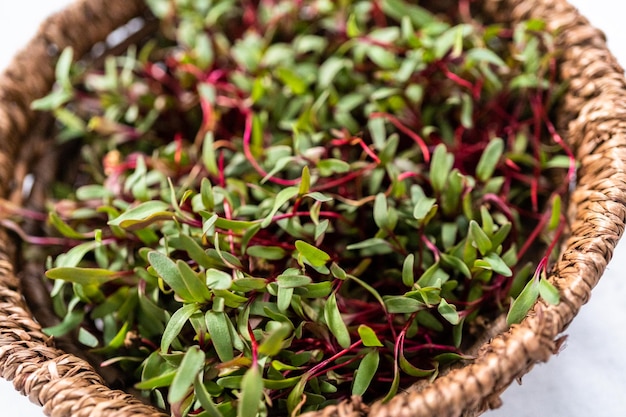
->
xmin=317 ymin=158 xmax=350 ymax=176
xmin=161 ymin=303 xmax=199 ymax=352
xmin=295 ymin=240 xmax=330 ymax=267
xmin=276 ymin=273 xmax=312 ymax=288
xmin=258 ymin=323 xmax=292 ymax=357
xmin=45 ymin=267 xmax=120 ymax=285
xmin=346 ymin=238 xmax=392 ymax=252
xmin=440 ymin=253 xmax=471 ymax=279
xmin=148 ymin=251 xmax=197 ymax=302
xmin=413 ymin=197 xmax=437 ymax=221
xmin=430 ymin=144 xmax=453 ymax=193
xmin=539 ymin=277 xmax=560 ymax=305
xmin=194 ymin=374 xmax=222 ymax=417
xmin=383 ymin=295 xmax=425 ymax=314
xmin=357 ymin=325 xmax=383 ymax=347
xmin=178 ymin=260 xmax=212 ymax=301
xmin=261 ymin=187 xmax=299 ymax=228
xmin=286 ymin=373 xmax=308 ymax=416
xmin=246 ymin=245 xmax=287 ymax=260
xmin=108 ymin=201 xmax=173 ymax=231
xmin=399 ymin=349 xmax=436 ymax=377
xmin=169 ymin=233 xmax=215 ymax=269
xmin=276 ymin=286 xmax=294 ymax=312
xmin=549 ymin=194 xmax=562 ymax=231
xmin=352 ymin=349 xmax=380 ymax=396
xmin=324 ymin=293 xmax=351 ymax=349
xmin=206 ymin=268 xmax=232 ymax=290
xmin=438 ymin=298 xmax=460 ymax=325
xmin=469 ymin=220 xmax=492 ymax=255
xmin=318 ymin=56 xmax=347 ymax=88
xmin=48 ymin=212 xmax=88 ymax=239
xmin=402 ymin=254 xmax=415 ymax=287
xmin=507 ymin=276 xmax=540 ymax=325
xmin=169 ymin=346 xmax=206 ymax=404
xmin=205 ymin=310 xmax=234 ymax=362
xmin=238 ymin=366 xmax=263 ymax=417
xmin=77 ymin=327 xmax=99 ymax=348
xmin=484 ymin=252 xmax=513 ymax=276
xmin=476 ymin=137 xmax=504 ymax=182
xmin=55 ymin=46 xmax=74 ymax=88
xmin=135 ymin=369 xmax=177 ymax=390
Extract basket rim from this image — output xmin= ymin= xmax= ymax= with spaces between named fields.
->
xmin=1 ymin=0 xmax=626 ymax=416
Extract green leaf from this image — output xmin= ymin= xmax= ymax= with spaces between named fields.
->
xmin=491 ymin=222 xmax=512 ymax=249
xmin=135 ymin=369 xmax=177 ymax=390
xmin=206 ymin=268 xmax=232 ymax=290
xmin=469 ymin=220 xmax=492 ymax=255
xmin=366 ymin=45 xmax=398 ymax=69
xmin=205 ymin=310 xmax=235 ymax=362
xmin=246 ymin=245 xmax=287 ymax=260
xmin=324 ymin=293 xmax=351 ymax=349
xmin=108 ymin=201 xmax=173 ymax=231
xmin=45 ymin=267 xmax=120 ymax=286
xmin=258 ymin=323 xmax=292 ymax=357
xmin=539 ymin=278 xmax=560 ymax=305
xmin=417 ymin=263 xmax=449 ymax=288
xmin=507 ymin=276 xmax=540 ymax=325
xmin=466 ymin=47 xmax=507 ymax=67
xmin=383 ymin=296 xmax=425 ymax=314
xmin=238 ymin=366 xmax=263 ymax=417
xmin=437 ymin=298 xmax=460 ymax=325
xmin=55 ymin=46 xmax=74 ymax=88
xmin=318 ymin=56 xmax=347 ymax=88
xmin=413 ymin=197 xmax=437 ymax=221
xmin=484 ymin=252 xmax=513 ymax=276
xmin=31 ymin=89 xmax=73 ymax=110
xmin=277 ymin=286 xmax=294 ymax=312
xmin=357 ymin=325 xmax=383 ymax=347
xmin=161 ymin=303 xmax=199 ymax=352
xmin=295 ymin=240 xmax=331 ymax=267
xmin=346 ymin=238 xmax=392 ymax=252
xmin=194 ymin=374 xmax=223 ymax=417
xmin=402 ymin=254 xmax=415 ymax=287
xmin=368 ymin=117 xmax=387 ymax=149
xmin=460 ymin=93 xmax=474 ymax=129
xmin=330 ymin=263 xmax=347 ymax=280
xmin=352 ymin=349 xmax=380 ymax=396
xmin=263 ymin=376 xmax=302 ymax=390
xmin=43 ymin=307 xmax=84 ymax=337
xmin=177 ymin=260 xmax=212 ymax=301
xmin=549 ymin=194 xmax=562 ymax=231
xmin=48 ymin=212 xmax=87 ymax=239
xmin=261 ymin=186 xmax=299 ymax=228
xmin=440 ymin=253 xmax=471 ymax=279
xmin=276 ymin=66 xmax=307 ymax=95
xmin=170 ymin=233 xmax=215 ymax=269
xmin=476 ymin=137 xmax=504 ymax=182
xmin=169 ymin=346 xmax=206 ymax=404
xmin=317 ymin=158 xmax=350 ymax=176
xmin=373 ymin=193 xmax=389 ymax=230
xmin=399 ymin=349 xmax=436 ymax=377
xmin=430 ymin=144 xmax=453 ymax=193
xmin=148 ymin=251 xmax=198 ymax=302
xmin=286 ymin=373 xmax=308 ymax=415
xmin=276 ymin=273 xmax=312 ymax=288
xmin=77 ymin=327 xmax=99 ymax=348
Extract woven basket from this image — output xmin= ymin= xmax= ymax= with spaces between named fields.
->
xmin=1 ymin=0 xmax=626 ymax=416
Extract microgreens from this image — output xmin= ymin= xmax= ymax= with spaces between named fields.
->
xmin=12 ymin=0 xmax=573 ymax=415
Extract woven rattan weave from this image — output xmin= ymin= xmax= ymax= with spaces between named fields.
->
xmin=1 ymin=0 xmax=626 ymax=416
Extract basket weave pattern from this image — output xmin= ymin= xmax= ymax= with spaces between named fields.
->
xmin=1 ymin=0 xmax=626 ymax=416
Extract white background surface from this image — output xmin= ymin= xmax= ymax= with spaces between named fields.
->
xmin=1 ymin=1 xmax=625 ymax=416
